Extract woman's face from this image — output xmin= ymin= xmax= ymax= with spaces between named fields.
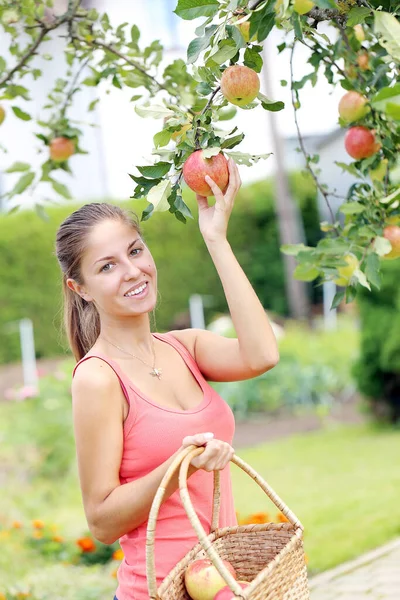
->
xmin=69 ymin=219 xmax=157 ymax=318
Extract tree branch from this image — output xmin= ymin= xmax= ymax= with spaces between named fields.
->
xmin=71 ymin=35 xmax=173 ymax=95
xmin=290 ymin=43 xmax=338 ymax=229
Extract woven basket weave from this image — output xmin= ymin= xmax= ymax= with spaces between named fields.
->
xmin=146 ymin=445 xmax=310 ymax=600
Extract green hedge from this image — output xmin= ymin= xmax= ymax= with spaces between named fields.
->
xmin=0 ymin=172 xmax=321 ymax=364
xmin=353 ymin=259 xmax=400 ymax=422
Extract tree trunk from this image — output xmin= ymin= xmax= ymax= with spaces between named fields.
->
xmin=262 ymin=44 xmax=311 ymax=320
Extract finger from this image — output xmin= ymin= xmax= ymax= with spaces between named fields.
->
xmin=204 ymin=175 xmax=224 ymax=202
xmin=196 ymin=194 xmax=209 ymax=211
xmin=182 ymin=432 xmax=214 ymax=447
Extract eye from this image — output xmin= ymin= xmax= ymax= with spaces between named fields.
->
xmin=100 ymin=248 xmax=142 ymax=272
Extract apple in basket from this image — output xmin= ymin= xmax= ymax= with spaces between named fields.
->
xmin=214 ymin=581 xmax=250 ymax=599
xmin=185 ymin=558 xmax=237 ymax=600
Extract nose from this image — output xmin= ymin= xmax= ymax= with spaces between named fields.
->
xmin=122 ymin=257 xmax=142 ymax=280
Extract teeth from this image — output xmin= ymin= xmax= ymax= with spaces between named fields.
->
xmin=125 ymin=283 xmax=147 ymax=297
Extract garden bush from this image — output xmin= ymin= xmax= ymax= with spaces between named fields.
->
xmin=353 ymin=259 xmax=400 ymax=423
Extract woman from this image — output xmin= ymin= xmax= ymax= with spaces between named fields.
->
xmin=56 ymin=158 xmax=279 ymax=600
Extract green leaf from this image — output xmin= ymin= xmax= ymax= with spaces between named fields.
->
xmin=202 ymin=147 xmax=221 ymax=158
xmin=293 ymin=264 xmax=320 ymax=282
xmin=141 ymin=203 xmax=154 ymax=221
xmin=313 ymin=0 xmax=337 ymax=7
xmin=335 ymin=162 xmax=360 ymax=177
xmin=339 ymin=202 xmax=365 ymax=215
xmin=5 ymin=162 xmax=31 ymax=173
xmin=129 ymin=175 xmax=162 ymax=199
xmin=11 ymin=106 xmax=31 ymax=121
xmin=331 ymin=290 xmax=345 ymax=310
xmin=147 ymin=179 xmax=172 ymax=212
xmin=131 ymin=24 xmax=140 ymax=44
xmin=135 ymin=104 xmax=175 ymax=119
xmin=346 ymin=6 xmax=372 ymax=27
xmin=374 ymin=10 xmax=400 ymax=62
xmin=208 ymin=39 xmax=238 ymax=65
xmin=281 ymin=243 xmax=313 ymax=256
xmin=9 ymin=172 xmax=35 ymax=196
xmin=365 ymin=253 xmax=381 ymax=290
xmin=51 ymin=180 xmax=72 ymax=199
xmin=373 ymin=236 xmax=393 ymax=257
xmin=371 ymin=83 xmax=400 ymax=119
xmin=137 ymin=162 xmax=172 ymax=178
xmin=225 ymin=151 xmax=271 ymax=166
xmin=187 ymin=25 xmax=218 ymax=64
xmin=153 ymin=130 xmax=173 ymax=148
xmin=243 ymin=48 xmax=263 ymax=73
xmin=345 ymin=285 xmax=357 ymax=303
xmin=292 ymin=12 xmax=303 ymax=41
xmin=174 ymin=0 xmax=219 ymax=20
xmin=258 ymin=92 xmax=285 ymax=112
xmin=221 ymin=133 xmax=244 ymax=149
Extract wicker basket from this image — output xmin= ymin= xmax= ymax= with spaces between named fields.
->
xmin=146 ymin=445 xmax=310 ymax=600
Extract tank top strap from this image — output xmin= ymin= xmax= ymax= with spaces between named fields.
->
xmin=72 ymin=354 xmax=132 ymax=408
xmin=152 ymin=332 xmax=198 ymax=368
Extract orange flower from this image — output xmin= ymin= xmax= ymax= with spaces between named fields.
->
xmin=239 ymin=512 xmax=270 ymax=525
xmin=33 ymin=531 xmax=43 ymax=539
xmin=12 ymin=521 xmax=22 ymax=529
xmin=76 ymin=536 xmax=96 ymax=552
xmin=52 ymin=535 xmax=64 ymax=543
xmin=32 ymin=519 xmax=44 ymax=529
xmin=277 ymin=512 xmax=289 ymax=523
xmin=113 ymin=549 xmax=124 ymax=561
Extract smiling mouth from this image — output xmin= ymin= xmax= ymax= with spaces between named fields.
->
xmin=124 ymin=282 xmax=148 ymax=298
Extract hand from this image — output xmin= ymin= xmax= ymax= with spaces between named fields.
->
xmin=196 ymin=157 xmax=241 ymax=245
xmin=181 ymin=432 xmax=235 ymax=472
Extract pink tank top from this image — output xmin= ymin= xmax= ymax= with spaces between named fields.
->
xmin=72 ymin=332 xmax=237 ymax=600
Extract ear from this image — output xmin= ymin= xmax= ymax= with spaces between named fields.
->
xmin=66 ymin=278 xmax=93 ymax=303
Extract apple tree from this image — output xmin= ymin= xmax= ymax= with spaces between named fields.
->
xmin=0 ymin=0 xmax=399 ymax=308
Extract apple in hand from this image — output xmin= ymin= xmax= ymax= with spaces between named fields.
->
xmin=49 ymin=137 xmax=75 ymax=162
xmin=333 ymin=253 xmax=359 ymax=286
xmin=382 ymin=225 xmax=400 ymax=260
xmin=183 ymin=150 xmax=229 ymax=197
xmin=344 ymin=126 xmax=381 ymax=160
xmin=214 ymin=581 xmax=250 ymax=599
xmin=338 ymin=91 xmax=369 ymax=123
xmin=185 ymin=558 xmax=237 ymax=600
xmin=293 ymin=0 xmax=315 ymax=15
xmin=220 ymin=65 xmax=260 ymax=108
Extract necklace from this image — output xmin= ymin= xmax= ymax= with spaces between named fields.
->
xmin=102 ymin=336 xmax=162 ymax=380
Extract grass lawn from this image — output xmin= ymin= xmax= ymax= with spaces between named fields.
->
xmin=231 ymin=422 xmax=400 ymax=575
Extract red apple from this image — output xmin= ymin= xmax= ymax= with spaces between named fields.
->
xmin=338 ymin=91 xmax=369 ymax=123
xmin=220 ymin=65 xmax=260 ymax=107
xmin=0 ymin=105 xmax=5 ymax=126
xmin=185 ymin=558 xmax=237 ymax=600
xmin=214 ymin=581 xmax=250 ymax=600
xmin=382 ymin=225 xmax=400 ymax=260
xmin=183 ymin=150 xmax=229 ymax=197
xmin=49 ymin=137 xmax=75 ymax=162
xmin=344 ymin=126 xmax=381 ymax=160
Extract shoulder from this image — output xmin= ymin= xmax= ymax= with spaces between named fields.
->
xmin=164 ymin=329 xmax=198 ymax=358
xmin=72 ymin=356 xmax=121 ymax=395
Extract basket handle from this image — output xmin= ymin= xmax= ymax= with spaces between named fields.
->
xmin=146 ymin=445 xmax=303 ymax=599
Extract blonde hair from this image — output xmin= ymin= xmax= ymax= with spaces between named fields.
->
xmin=55 ymin=202 xmax=143 ymax=361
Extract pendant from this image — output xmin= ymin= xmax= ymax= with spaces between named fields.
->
xmin=150 ymin=368 xmax=162 ymax=380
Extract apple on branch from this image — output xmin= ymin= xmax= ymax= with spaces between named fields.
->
xmin=344 ymin=126 xmax=381 ymax=160
xmin=382 ymin=225 xmax=400 ymax=260
xmin=183 ymin=150 xmax=229 ymax=197
xmin=184 ymin=558 xmax=237 ymax=600
xmin=49 ymin=137 xmax=75 ymax=163
xmin=338 ymin=91 xmax=369 ymax=123
xmin=293 ymin=0 xmax=315 ymax=15
xmin=333 ymin=253 xmax=359 ymax=286
xmin=220 ymin=65 xmax=260 ymax=108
